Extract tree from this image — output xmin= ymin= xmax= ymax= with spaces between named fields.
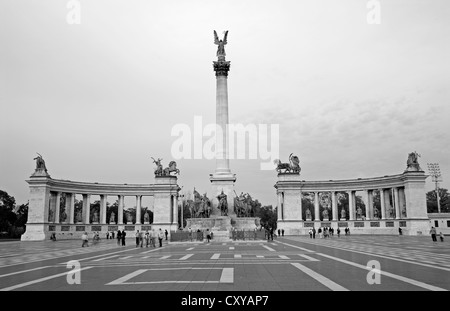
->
xmin=14 ymin=203 xmax=29 ymax=228
xmin=256 ymin=205 xmax=277 ymax=229
xmin=427 ymin=188 xmax=450 ymax=213
xmin=0 ymin=190 xmax=17 ymax=232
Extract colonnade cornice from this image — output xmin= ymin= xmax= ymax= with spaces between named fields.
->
xmin=275 ymin=172 xmax=414 ymax=192
xmin=26 ymin=178 xmax=180 ymax=196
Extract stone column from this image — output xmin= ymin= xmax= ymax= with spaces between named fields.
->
xmin=100 ymin=195 xmax=107 ymax=224
xmin=210 ymin=57 xmax=236 ymax=215
xmin=54 ymin=192 xmax=61 ymax=223
xmin=173 ymin=195 xmax=179 ymax=228
xmin=118 ymin=195 xmax=124 ymax=225
xmin=380 ymin=189 xmax=386 ymax=220
xmin=399 ymin=188 xmax=406 ymax=218
xmin=276 ymin=192 xmax=282 ymax=220
xmin=348 ymin=191 xmax=355 ymax=221
xmin=67 ymin=193 xmax=75 ymax=224
xmin=394 ymin=187 xmax=400 ymax=220
xmin=135 ymin=195 xmax=142 ymax=225
xmin=331 ymin=191 xmax=338 ymax=221
xmin=363 ymin=190 xmax=370 ymax=220
xmin=82 ymin=194 xmax=91 ymax=224
xmin=368 ymin=190 xmax=374 ymax=220
xmin=299 ymin=191 xmax=303 ymax=221
xmin=314 ymin=192 xmax=320 ymax=221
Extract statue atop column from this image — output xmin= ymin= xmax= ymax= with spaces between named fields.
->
xmin=275 ymin=153 xmax=301 ymax=174
xmin=214 ymin=30 xmax=228 ymax=61
xmin=405 ymin=151 xmax=422 ymax=172
xmin=32 ymin=153 xmax=50 ymax=176
xmin=151 ymin=157 xmax=180 ymax=176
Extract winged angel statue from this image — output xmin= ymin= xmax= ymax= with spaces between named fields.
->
xmin=214 ymin=30 xmax=228 ymax=59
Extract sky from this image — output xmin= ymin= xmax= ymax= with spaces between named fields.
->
xmin=1 ymin=0 xmax=449 ymax=208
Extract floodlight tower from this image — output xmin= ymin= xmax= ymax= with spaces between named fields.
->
xmin=427 ymin=163 xmax=443 ymax=213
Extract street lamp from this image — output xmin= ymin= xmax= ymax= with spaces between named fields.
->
xmin=427 ymin=163 xmax=443 ymax=213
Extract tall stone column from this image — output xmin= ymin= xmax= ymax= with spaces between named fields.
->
xmin=210 ymin=53 xmax=236 ymax=216
xmin=348 ymin=191 xmax=355 ymax=221
xmin=398 ymin=188 xmax=406 ymax=218
xmin=67 ymin=193 xmax=75 ymax=224
xmin=367 ymin=190 xmax=373 ymax=220
xmin=53 ymin=192 xmax=61 ymax=223
xmin=82 ymin=194 xmax=91 ymax=224
xmin=314 ymin=192 xmax=320 ymax=221
xmin=135 ymin=195 xmax=142 ymax=225
xmin=331 ymin=191 xmax=338 ymax=221
xmin=118 ymin=195 xmax=124 ymax=225
xmin=394 ymin=187 xmax=400 ymax=220
xmin=100 ymin=195 xmax=107 ymax=224
xmin=363 ymin=190 xmax=370 ymax=220
xmin=380 ymin=189 xmax=386 ymax=220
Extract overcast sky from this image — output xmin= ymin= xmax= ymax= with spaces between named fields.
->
xmin=1 ymin=0 xmax=449 ymax=208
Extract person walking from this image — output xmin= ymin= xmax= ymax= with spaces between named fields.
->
xmin=439 ymin=232 xmax=444 ymax=242
xmin=278 ymin=229 xmax=281 ymax=237
xmin=430 ymin=227 xmax=437 ymax=242
xmin=106 ymin=231 xmax=110 ymax=240
xmin=206 ymin=229 xmax=211 ymax=243
xmin=117 ymin=230 xmax=122 ymax=246
xmin=158 ymin=228 xmax=164 ymax=247
xmin=318 ymin=227 xmax=322 ymax=238
xmin=399 ymin=227 xmax=403 ymax=236
xmin=81 ymin=232 xmax=89 ymax=247
xmin=135 ymin=230 xmax=140 ymax=247
xmin=282 ymin=229 xmax=285 ymax=237
xmin=151 ymin=229 xmax=157 ymax=247
xmin=270 ymin=227 xmax=274 ymax=241
xmin=165 ymin=229 xmax=168 ymax=241
xmin=337 ymin=228 xmax=341 ymax=238
xmin=121 ymin=229 xmax=126 ymax=246
xmin=145 ymin=230 xmax=150 ymax=247
xmin=309 ymin=229 xmax=313 ymax=239
xmin=312 ymin=227 xmax=316 ymax=239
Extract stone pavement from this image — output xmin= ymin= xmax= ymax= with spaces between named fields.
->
xmin=0 ymin=235 xmax=449 ymax=292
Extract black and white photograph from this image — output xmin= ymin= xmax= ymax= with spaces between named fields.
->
xmin=0 ymin=0 xmax=449 ymax=299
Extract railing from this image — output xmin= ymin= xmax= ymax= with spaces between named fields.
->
xmin=231 ymin=230 xmax=266 ymax=241
xmin=170 ymin=231 xmax=204 ymax=242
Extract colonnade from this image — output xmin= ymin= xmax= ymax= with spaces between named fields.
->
xmin=277 ymin=188 xmax=406 ymax=222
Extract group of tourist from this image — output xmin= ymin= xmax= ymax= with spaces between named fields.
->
xmin=308 ymin=227 xmax=350 ymax=239
xmin=134 ymin=229 xmax=166 ymax=248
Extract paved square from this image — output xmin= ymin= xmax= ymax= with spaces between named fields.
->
xmin=0 ymin=235 xmax=449 ymax=292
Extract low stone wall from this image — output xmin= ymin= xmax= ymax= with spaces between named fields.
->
xmin=277 ymin=219 xmax=430 ymax=236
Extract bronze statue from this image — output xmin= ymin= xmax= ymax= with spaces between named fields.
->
xmin=217 ymin=190 xmax=228 ymax=216
xmin=33 ymin=153 xmax=47 ymax=171
xmin=151 ymin=157 xmax=179 ymax=176
xmin=214 ymin=30 xmax=228 ymax=59
xmin=322 ymin=208 xmax=329 ymax=220
xmin=305 ymin=208 xmax=312 ymax=219
xmin=373 ymin=208 xmax=379 ymax=219
xmin=356 ymin=206 xmax=363 ymax=219
xmin=406 ymin=151 xmax=422 ymax=171
xmin=110 ymin=211 xmax=115 ymax=223
xmin=274 ymin=153 xmax=301 ymax=174
xmin=144 ymin=211 xmax=150 ymax=223
xmin=340 ymin=208 xmax=346 ymax=220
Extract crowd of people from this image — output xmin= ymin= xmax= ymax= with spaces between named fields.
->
xmin=80 ymin=228 xmax=169 ymax=248
xmin=307 ymin=227 xmax=351 ymax=239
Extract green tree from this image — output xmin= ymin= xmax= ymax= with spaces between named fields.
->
xmin=427 ymin=188 xmax=450 ymax=213
xmin=256 ymin=205 xmax=277 ymax=229
xmin=14 ymin=203 xmax=29 ymax=228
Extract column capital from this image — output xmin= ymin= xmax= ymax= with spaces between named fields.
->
xmin=213 ymin=60 xmax=230 ymax=77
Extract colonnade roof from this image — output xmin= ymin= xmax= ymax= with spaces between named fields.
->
xmin=275 ymin=171 xmax=428 ymax=192
xmin=26 ymin=176 xmax=180 ymax=196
